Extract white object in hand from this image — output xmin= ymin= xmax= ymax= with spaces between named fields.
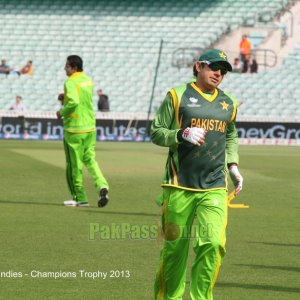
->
xmin=182 ymin=127 xmax=206 ymax=146
xmin=229 ymin=165 xmax=243 ymax=195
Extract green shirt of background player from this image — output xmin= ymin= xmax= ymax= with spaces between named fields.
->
xmin=151 ymin=49 xmax=243 ymax=300
xmin=56 ymin=55 xmax=109 ymax=208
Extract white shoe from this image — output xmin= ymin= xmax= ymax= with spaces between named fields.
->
xmin=64 ymin=200 xmax=89 ymax=207
xmin=63 ymin=200 xmax=77 ymax=207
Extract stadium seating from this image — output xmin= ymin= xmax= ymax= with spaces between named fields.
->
xmin=0 ymin=0 xmax=297 ymax=117
xmin=220 ymin=44 xmax=300 ymax=117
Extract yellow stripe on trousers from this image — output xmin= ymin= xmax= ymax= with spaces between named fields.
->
xmin=211 ymin=199 xmax=228 ymax=294
xmin=157 ymin=198 xmax=168 ymax=300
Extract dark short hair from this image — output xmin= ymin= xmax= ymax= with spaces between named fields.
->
xmin=193 ymin=62 xmax=207 ymax=77
xmin=67 ymin=55 xmax=83 ymax=71
xmin=193 ymin=64 xmax=198 ymax=77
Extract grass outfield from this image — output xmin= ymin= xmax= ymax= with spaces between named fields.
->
xmin=0 ymin=140 xmax=299 ymax=300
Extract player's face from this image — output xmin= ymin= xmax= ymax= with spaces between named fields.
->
xmin=196 ymin=62 xmax=226 ymax=92
xmin=64 ymin=61 xmax=76 ymax=76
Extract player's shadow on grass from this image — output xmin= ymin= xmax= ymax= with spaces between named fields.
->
xmin=0 ymin=199 xmax=62 ymax=207
xmin=185 ymin=281 xmax=300 ymax=293
xmin=0 ymin=200 xmax=161 ymax=216
xmin=234 ymin=263 xmax=300 ymax=273
xmin=249 ymin=241 xmax=300 ymax=247
xmin=215 ymin=282 xmax=300 ymax=293
xmin=80 ymin=209 xmax=160 ymax=217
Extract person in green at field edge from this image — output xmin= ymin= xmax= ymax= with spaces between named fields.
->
xmin=151 ymin=49 xmax=243 ymax=300
xmin=56 ymin=55 xmax=109 ymax=208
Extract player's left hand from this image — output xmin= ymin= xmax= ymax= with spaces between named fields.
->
xmin=229 ymin=164 xmax=243 ymax=195
xmin=56 ymin=111 xmax=62 ymax=119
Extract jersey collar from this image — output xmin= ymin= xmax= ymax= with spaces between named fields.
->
xmin=70 ymin=71 xmax=83 ymax=79
xmin=191 ymin=82 xmax=218 ymax=102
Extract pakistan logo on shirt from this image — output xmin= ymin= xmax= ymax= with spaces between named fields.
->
xmin=220 ymin=101 xmax=229 ymax=111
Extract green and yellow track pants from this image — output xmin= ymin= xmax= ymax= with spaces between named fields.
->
xmin=154 ymin=187 xmax=228 ymax=300
xmin=63 ymin=131 xmax=108 ymax=203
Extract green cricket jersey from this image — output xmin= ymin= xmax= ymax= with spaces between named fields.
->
xmin=60 ymin=72 xmax=95 ymax=133
xmin=151 ymin=82 xmax=239 ymax=191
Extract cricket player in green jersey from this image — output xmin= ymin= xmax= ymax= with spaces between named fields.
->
xmin=56 ymin=55 xmax=109 ymax=207
xmin=151 ymin=49 xmax=244 ymax=300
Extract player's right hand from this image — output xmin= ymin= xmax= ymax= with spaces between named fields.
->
xmin=181 ymin=127 xmax=206 ymax=146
